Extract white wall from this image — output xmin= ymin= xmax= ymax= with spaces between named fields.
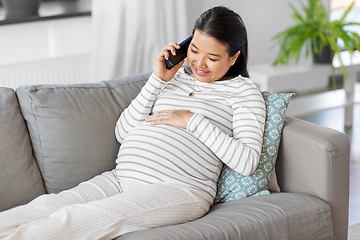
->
xmin=0 ymin=16 xmax=91 ymax=66
xmin=0 ymin=16 xmax=92 ymax=88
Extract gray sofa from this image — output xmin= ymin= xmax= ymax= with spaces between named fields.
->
xmin=0 ymin=71 xmax=350 ymax=240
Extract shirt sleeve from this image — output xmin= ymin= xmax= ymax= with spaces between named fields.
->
xmin=187 ymin=83 xmax=265 ymax=176
xmin=115 ymin=73 xmax=166 ymax=144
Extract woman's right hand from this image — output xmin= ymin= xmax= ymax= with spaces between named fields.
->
xmin=153 ymin=43 xmax=185 ymax=82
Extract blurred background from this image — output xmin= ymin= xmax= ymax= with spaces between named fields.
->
xmin=0 ymin=0 xmax=338 ymax=86
xmin=0 ymin=0 xmax=359 ymax=227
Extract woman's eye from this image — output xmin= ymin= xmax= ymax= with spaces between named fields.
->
xmin=190 ymin=48 xmax=218 ymax=62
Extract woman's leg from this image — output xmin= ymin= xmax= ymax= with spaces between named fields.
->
xmin=0 ymin=170 xmax=121 ymax=237
xmin=3 ymin=183 xmax=212 ymax=240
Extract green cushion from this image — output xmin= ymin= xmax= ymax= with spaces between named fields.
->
xmin=214 ymin=91 xmax=295 ymax=203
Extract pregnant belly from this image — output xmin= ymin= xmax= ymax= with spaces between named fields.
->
xmin=115 ymin=122 xmax=220 ymax=186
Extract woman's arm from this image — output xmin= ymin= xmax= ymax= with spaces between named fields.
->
xmin=115 ymin=74 xmax=166 ymax=143
xmin=146 ymin=83 xmax=266 ymax=176
xmin=187 ymin=89 xmax=265 ymax=176
xmin=115 ymin=42 xmax=185 ymax=143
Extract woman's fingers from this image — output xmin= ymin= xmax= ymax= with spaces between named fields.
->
xmin=145 ymin=110 xmax=194 ymax=129
xmin=163 ymin=43 xmax=180 ymax=59
xmin=146 ymin=111 xmax=169 ymax=122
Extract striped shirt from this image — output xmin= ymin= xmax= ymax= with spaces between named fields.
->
xmin=115 ymin=68 xmax=266 ymax=199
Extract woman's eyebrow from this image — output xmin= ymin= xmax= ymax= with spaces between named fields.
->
xmin=190 ymin=43 xmax=221 ymax=58
xmin=191 ymin=43 xmax=199 ymax=50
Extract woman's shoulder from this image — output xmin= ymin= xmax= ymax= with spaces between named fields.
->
xmin=229 ymin=75 xmax=264 ymax=101
xmin=234 ymin=75 xmax=258 ymax=88
xmin=218 ymin=75 xmax=259 ymax=92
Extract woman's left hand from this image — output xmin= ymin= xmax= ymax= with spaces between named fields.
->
xmin=145 ymin=110 xmax=194 ymax=129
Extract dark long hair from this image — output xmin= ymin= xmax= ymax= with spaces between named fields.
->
xmin=192 ymin=6 xmax=249 ymax=78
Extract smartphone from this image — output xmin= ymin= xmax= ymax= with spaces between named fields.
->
xmin=166 ymin=35 xmax=193 ymax=69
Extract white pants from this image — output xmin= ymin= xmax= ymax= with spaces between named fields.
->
xmin=0 ymin=170 xmax=212 ymax=240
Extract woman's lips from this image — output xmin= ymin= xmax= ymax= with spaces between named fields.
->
xmin=195 ymin=67 xmax=210 ymax=77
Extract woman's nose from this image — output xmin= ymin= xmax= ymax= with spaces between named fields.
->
xmin=197 ymin=56 xmax=206 ymax=68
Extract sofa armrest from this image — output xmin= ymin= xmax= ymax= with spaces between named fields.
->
xmin=276 ymin=116 xmax=350 ymax=240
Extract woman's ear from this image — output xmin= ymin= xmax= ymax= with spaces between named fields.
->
xmin=231 ymin=51 xmax=241 ymax=64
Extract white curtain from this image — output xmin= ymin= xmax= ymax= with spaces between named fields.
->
xmin=91 ymin=0 xmax=189 ymax=82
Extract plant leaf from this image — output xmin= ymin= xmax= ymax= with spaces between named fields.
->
xmin=339 ymin=1 xmax=355 ymax=23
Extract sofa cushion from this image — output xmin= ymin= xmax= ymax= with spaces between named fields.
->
xmin=214 ymin=92 xmax=294 ymax=203
xmin=118 ymin=193 xmax=333 ymax=240
xmin=0 ymin=88 xmax=45 ymax=211
xmin=16 ymin=72 xmax=151 ymax=193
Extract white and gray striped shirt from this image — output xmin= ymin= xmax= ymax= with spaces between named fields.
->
xmin=115 ymin=68 xmax=266 ymax=199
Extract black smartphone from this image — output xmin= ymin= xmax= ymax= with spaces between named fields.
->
xmin=166 ymin=35 xmax=193 ymax=69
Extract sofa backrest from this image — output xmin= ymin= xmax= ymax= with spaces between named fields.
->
xmin=0 ymin=88 xmax=45 ymax=211
xmin=16 ymin=72 xmax=151 ymax=194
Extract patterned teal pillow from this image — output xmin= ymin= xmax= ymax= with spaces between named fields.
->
xmin=214 ymin=91 xmax=295 ymax=203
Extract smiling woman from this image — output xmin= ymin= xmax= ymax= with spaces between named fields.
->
xmin=191 ymin=6 xmax=249 ymax=79
xmin=187 ymin=31 xmax=240 ymax=83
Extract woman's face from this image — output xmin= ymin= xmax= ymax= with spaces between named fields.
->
xmin=187 ymin=30 xmax=240 ymax=82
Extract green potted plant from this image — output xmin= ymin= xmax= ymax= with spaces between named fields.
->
xmin=272 ymin=0 xmax=360 ymax=80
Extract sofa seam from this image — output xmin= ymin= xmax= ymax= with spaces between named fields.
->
xmin=27 ymin=91 xmax=47 ymax=189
